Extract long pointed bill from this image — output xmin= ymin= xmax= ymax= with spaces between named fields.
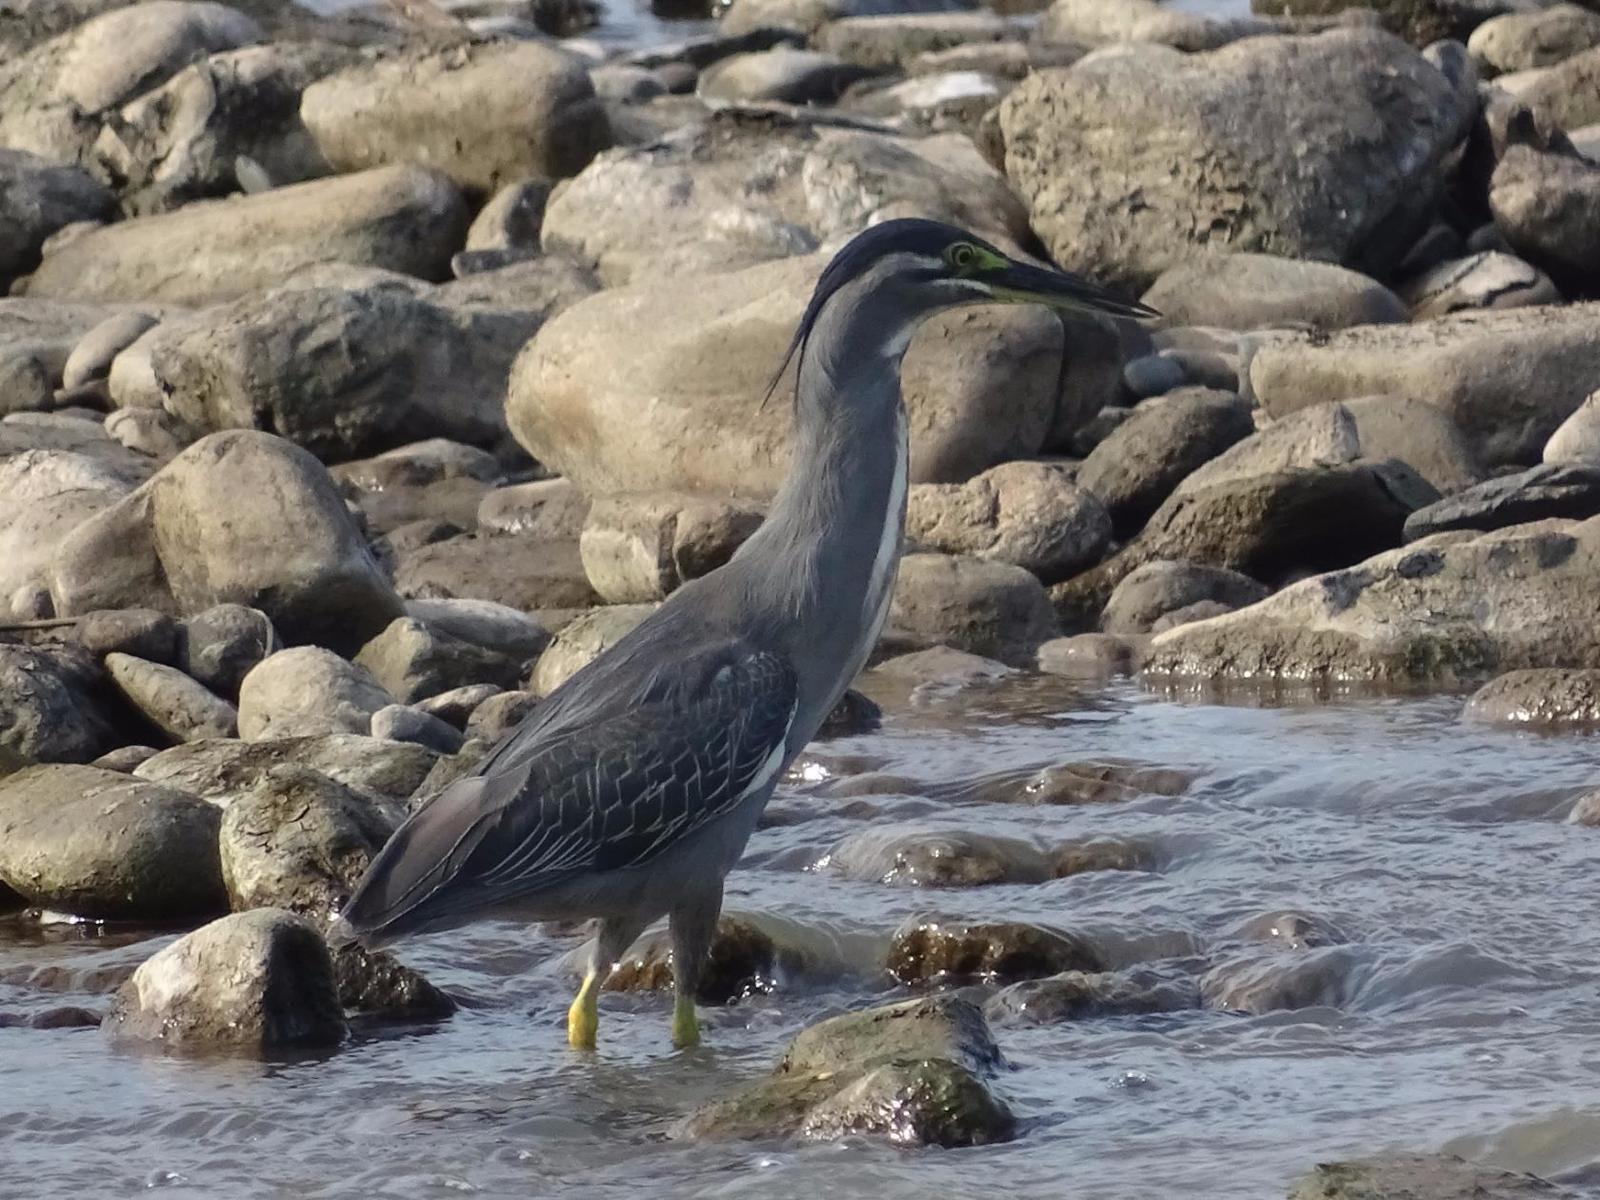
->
xmin=986 ymin=259 xmax=1160 ymax=321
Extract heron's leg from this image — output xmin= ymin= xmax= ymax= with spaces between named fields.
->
xmin=668 ymin=884 xmax=724 ymax=1050
xmin=567 ymin=915 xmax=645 ymax=1051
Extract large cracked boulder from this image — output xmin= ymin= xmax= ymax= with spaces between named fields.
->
xmin=0 ymin=764 xmax=226 ymax=919
xmin=91 ymin=41 xmax=352 ymax=215
xmin=104 ymin=908 xmax=346 ymax=1052
xmin=0 ymin=0 xmax=264 ymax=166
xmin=1142 ymin=517 xmax=1600 ymax=687
xmin=511 ymin=252 xmax=1072 ymax=498
xmin=108 ymin=285 xmax=513 ymax=460
xmin=541 ymin=110 xmax=1030 ymax=284
xmin=49 ymin=431 xmax=403 ymax=654
xmin=301 ymin=40 xmax=610 ymax=193
xmin=1248 ymin=303 xmax=1600 ymax=467
xmin=20 ymin=164 xmax=468 ymax=304
xmin=987 ymin=28 xmax=1475 ymax=290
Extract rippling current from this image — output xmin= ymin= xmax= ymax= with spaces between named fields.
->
xmin=6 ymin=674 xmax=1600 ymax=1198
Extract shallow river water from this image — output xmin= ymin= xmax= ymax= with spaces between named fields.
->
xmin=6 ymin=674 xmax=1600 ymax=1198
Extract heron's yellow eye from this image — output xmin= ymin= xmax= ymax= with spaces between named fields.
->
xmin=947 ymin=243 xmax=979 ymax=272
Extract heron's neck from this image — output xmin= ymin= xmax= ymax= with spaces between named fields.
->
xmin=733 ymin=318 xmax=912 ymax=745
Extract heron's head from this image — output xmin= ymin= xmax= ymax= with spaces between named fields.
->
xmin=766 ymin=218 xmax=1157 ymax=407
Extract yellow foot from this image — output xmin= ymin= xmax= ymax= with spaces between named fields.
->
xmin=671 ymin=993 xmax=700 ymax=1050
xmin=567 ymin=971 xmax=600 ymax=1050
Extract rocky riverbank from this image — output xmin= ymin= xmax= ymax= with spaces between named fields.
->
xmin=3 ymin=0 xmax=1600 ymax=1190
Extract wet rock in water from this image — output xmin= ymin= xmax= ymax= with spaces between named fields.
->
xmin=889 ymin=553 xmax=1059 ymax=667
xmin=1287 ymin=1153 xmax=1568 ymax=1200
xmin=464 ymin=689 xmax=540 ymax=744
xmin=1400 ymin=252 xmax=1560 ymax=320
xmin=986 ymin=966 xmax=1199 ymax=1024
xmin=1077 ymin=389 xmax=1255 ymax=537
xmin=0 ymin=643 xmax=117 ymax=765
xmin=530 ymin=604 xmax=655 ymax=697
xmin=1056 ymin=404 xmax=1437 ymax=627
xmin=1231 ymin=909 xmax=1350 ymax=950
xmin=370 ymin=704 xmax=465 ymax=755
xmin=21 ymin=164 xmax=467 ymax=305
xmin=416 ymin=683 xmax=502 ymax=730
xmin=50 ymin=431 xmax=404 ymax=654
xmin=600 ymin=914 xmax=810 ymax=1002
xmin=1035 ymin=632 xmax=1144 ymax=678
xmin=0 ymin=149 xmax=115 ymax=288
xmin=1145 ymin=519 xmax=1600 ymax=686
xmin=823 ymin=826 xmax=1054 ymax=886
xmin=404 ymin=598 xmax=551 ymax=663
xmin=136 ymin=734 xmax=434 ymax=813
xmin=818 ymin=688 xmax=882 ymax=738
xmin=1249 ymin=303 xmax=1600 ymax=468
xmin=579 ymin=493 xmax=764 ymax=604
xmin=105 ymin=909 xmax=345 ymax=1052
xmin=887 ymin=919 xmax=1103 ymax=984
xmin=74 ymin=607 xmax=181 ymax=664
xmin=815 ymin=11 xmax=1022 ymax=67
xmin=681 ymin=994 xmax=1013 ymax=1147
xmin=988 ymin=29 xmax=1473 ymax=291
xmin=0 ymin=764 xmax=225 ymax=919
xmin=1200 ymin=946 xmax=1358 ymax=1013
xmin=301 ymin=39 xmax=609 ymax=192
xmin=1139 ymin=254 xmax=1405 ymax=332
xmin=219 ymin=764 xmax=396 ymax=917
xmin=870 ymin=644 xmax=1015 ymax=685
xmin=1567 ymin=789 xmax=1600 ymax=825
xmin=513 ymin=252 xmax=1069 ymax=500
xmin=697 ymin=48 xmax=876 ymax=103
xmin=541 ymin=111 xmax=1028 ymax=286
xmin=1499 ymin=45 xmax=1600 ymax=133
xmin=1403 ymin=464 xmax=1600 ymax=541
xmin=355 ymin=617 xmax=527 ymax=705
xmin=1102 ymin=560 xmax=1269 ymax=636
xmin=331 ymin=943 xmax=455 ymax=1023
xmin=0 ymin=448 xmax=145 ymax=615
xmin=1469 ymin=4 xmax=1600 ymax=76
xmin=905 ymin=461 xmax=1111 ymax=582
xmin=972 ymin=759 xmax=1193 ymax=805
xmin=91 ymin=42 xmax=353 ymax=215
xmin=178 ymin=604 xmax=277 ymax=697
xmin=1461 ymin=668 xmax=1600 ymax=727
xmin=237 ymin=647 xmax=392 ymax=741
xmin=112 ymin=285 xmax=519 ymax=461
xmin=104 ymin=652 xmax=238 ymax=742
xmin=1490 ymin=145 xmax=1600 ymax=287
xmin=1050 ymin=836 xmax=1158 ymax=876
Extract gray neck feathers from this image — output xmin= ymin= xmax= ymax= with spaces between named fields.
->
xmin=726 ymin=270 xmax=919 ymax=744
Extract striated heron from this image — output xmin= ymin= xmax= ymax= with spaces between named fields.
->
xmin=335 ymin=219 xmax=1156 ymax=1051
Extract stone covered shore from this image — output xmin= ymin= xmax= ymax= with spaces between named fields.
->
xmin=1 ymin=0 xmax=1599 ymax=1189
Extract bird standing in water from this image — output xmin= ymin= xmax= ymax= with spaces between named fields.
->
xmin=336 ymin=219 xmax=1155 ymax=1051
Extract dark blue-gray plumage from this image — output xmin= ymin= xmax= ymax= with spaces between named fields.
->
xmin=336 ymin=219 xmax=1156 ymax=1050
